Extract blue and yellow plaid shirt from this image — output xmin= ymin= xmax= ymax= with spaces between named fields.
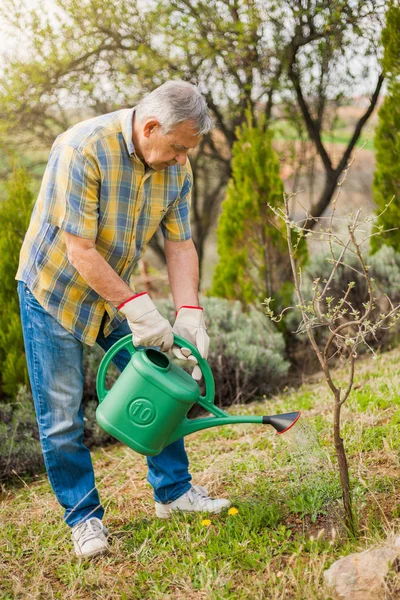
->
xmin=16 ymin=108 xmax=193 ymax=345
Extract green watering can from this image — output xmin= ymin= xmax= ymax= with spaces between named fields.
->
xmin=96 ymin=334 xmax=300 ymax=456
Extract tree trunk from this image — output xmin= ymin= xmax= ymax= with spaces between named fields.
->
xmin=301 ymin=168 xmax=338 ymax=230
xmin=333 ymin=393 xmax=356 ymax=535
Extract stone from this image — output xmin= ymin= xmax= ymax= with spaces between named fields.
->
xmin=324 ymin=536 xmax=400 ymax=600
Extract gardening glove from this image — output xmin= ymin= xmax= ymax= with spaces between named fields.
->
xmin=172 ymin=306 xmax=210 ymax=380
xmin=118 ymin=292 xmax=173 ymax=351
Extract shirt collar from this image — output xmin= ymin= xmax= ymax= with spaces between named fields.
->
xmin=121 ymin=107 xmax=137 ymax=156
xmin=120 ymin=106 xmax=182 ymax=173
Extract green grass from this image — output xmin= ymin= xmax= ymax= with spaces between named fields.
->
xmin=271 ymin=122 xmax=375 ymax=152
xmin=1 ymin=347 xmax=400 ymax=599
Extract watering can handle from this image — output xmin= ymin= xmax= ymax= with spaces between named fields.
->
xmin=173 ymin=334 xmax=216 ymax=409
xmin=96 ymin=334 xmax=136 ymax=403
xmin=96 ymin=334 xmax=216 ymax=408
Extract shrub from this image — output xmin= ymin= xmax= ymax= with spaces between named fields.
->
xmin=0 ymin=167 xmax=33 ymax=398
xmin=285 ymin=244 xmax=400 ymax=354
xmin=210 ymin=114 xmax=306 ymax=312
xmin=157 ymin=296 xmax=289 ymax=406
xmin=369 ymin=244 xmax=400 ymax=303
xmin=371 ymin=3 xmax=400 ymax=253
xmin=0 ymin=386 xmax=43 ymax=481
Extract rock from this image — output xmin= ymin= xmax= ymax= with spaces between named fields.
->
xmin=324 ymin=536 xmax=400 ymax=600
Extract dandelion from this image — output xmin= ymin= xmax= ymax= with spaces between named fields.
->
xmin=228 ymin=507 xmax=239 ymax=516
xmin=201 ymin=519 xmax=211 ymax=527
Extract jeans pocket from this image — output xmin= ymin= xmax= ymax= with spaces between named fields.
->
xmin=23 ymin=284 xmax=48 ymax=314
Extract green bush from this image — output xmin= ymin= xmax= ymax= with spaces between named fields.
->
xmin=210 ymin=114 xmax=306 ymax=312
xmin=301 ymin=244 xmax=400 ymax=308
xmin=157 ymin=296 xmax=289 ymax=406
xmin=0 ymin=167 xmax=33 ymax=398
xmin=0 ymin=386 xmax=43 ymax=481
xmin=371 ymin=3 xmax=400 ymax=253
xmin=369 ymin=244 xmax=400 ymax=303
xmin=285 ymin=244 xmax=400 ymax=352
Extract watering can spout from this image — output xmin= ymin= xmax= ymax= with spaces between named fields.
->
xmin=262 ymin=412 xmax=301 ymax=434
xmin=166 ymin=411 xmax=302 ymax=446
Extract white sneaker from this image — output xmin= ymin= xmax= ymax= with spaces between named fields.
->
xmin=155 ymin=485 xmax=231 ymax=519
xmin=71 ymin=517 xmax=109 ymax=558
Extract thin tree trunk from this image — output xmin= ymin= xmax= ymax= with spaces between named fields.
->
xmin=302 ymin=168 xmax=338 ymax=230
xmin=333 ymin=393 xmax=355 ymax=534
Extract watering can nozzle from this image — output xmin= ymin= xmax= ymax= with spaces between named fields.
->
xmin=262 ymin=411 xmax=301 ymax=434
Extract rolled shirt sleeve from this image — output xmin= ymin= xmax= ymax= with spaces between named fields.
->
xmin=43 ymin=144 xmax=100 ymax=240
xmin=161 ymin=169 xmax=193 ymax=242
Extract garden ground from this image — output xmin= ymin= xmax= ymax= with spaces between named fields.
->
xmin=1 ymin=346 xmax=399 ymax=599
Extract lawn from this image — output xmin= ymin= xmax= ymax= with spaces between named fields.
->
xmin=0 ymin=347 xmax=399 ymax=599
xmin=270 ymin=115 xmax=376 ymax=152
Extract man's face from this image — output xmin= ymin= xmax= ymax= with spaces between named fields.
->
xmin=139 ymin=120 xmax=202 ymax=171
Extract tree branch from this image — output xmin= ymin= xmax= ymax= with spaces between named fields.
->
xmin=336 ymin=73 xmax=384 ymax=175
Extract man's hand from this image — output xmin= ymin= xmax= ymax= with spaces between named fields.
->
xmin=172 ymin=306 xmax=210 ymax=380
xmin=119 ymin=293 xmax=173 ymax=351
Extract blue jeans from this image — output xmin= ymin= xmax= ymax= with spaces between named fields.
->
xmin=17 ymin=281 xmax=192 ymax=527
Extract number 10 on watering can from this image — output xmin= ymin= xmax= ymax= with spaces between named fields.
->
xmin=96 ymin=334 xmax=301 ymax=456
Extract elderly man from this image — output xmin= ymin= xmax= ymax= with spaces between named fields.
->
xmin=16 ymin=81 xmax=230 ymax=559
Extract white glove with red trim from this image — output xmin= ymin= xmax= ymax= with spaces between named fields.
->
xmin=118 ymin=292 xmax=174 ymax=351
xmin=172 ymin=306 xmax=210 ymax=380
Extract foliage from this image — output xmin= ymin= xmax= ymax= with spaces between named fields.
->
xmin=157 ymin=296 xmax=289 ymax=406
xmin=0 ymin=386 xmax=43 ymax=481
xmin=285 ymin=477 xmax=341 ymax=523
xmin=0 ymin=167 xmax=33 ymax=398
xmin=0 ymin=1 xmax=384 ymax=142
xmin=380 ymin=0 xmax=400 ymax=76
xmin=0 ymin=0 xmax=386 ymax=254
xmin=286 ymin=244 xmax=400 ymax=351
xmin=371 ymin=3 xmax=400 ymax=253
xmin=210 ymin=116 xmax=299 ymax=310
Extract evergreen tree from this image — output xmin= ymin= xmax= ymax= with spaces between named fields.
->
xmin=371 ymin=2 xmax=400 ymax=253
xmin=210 ymin=116 xmax=304 ymax=309
xmin=0 ymin=168 xmax=33 ymax=398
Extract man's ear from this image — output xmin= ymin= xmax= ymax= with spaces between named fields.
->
xmin=143 ymin=119 xmax=161 ymax=138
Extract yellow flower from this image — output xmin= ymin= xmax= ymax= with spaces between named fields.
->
xmin=228 ymin=507 xmax=239 ymax=516
xmin=201 ymin=519 xmax=211 ymax=527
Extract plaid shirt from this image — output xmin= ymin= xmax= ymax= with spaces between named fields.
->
xmin=16 ymin=108 xmax=192 ymax=345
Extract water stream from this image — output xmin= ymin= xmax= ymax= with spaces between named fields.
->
xmin=279 ymin=418 xmax=344 ymax=530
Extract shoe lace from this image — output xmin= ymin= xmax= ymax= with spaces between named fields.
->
xmin=189 ymin=485 xmax=211 ymax=506
xmin=73 ymin=518 xmax=103 ymax=545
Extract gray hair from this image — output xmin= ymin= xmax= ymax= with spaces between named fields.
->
xmin=135 ymin=81 xmax=213 ymax=136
